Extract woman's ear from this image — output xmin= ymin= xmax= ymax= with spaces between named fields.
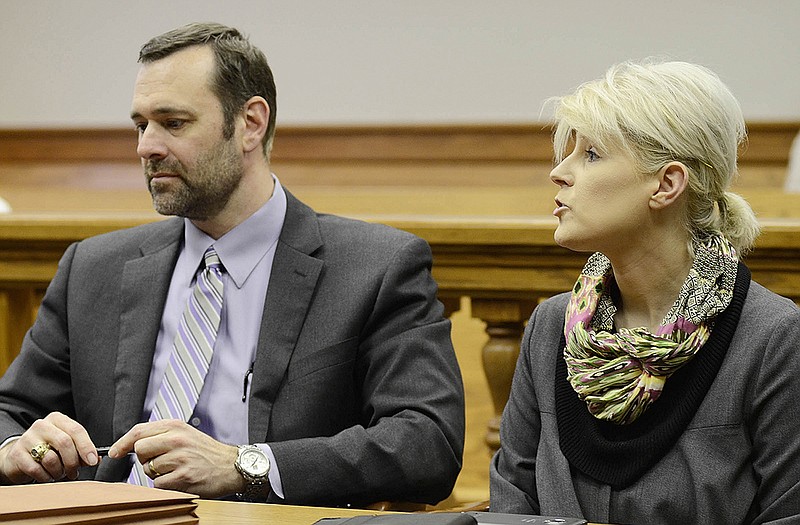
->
xmin=650 ymin=161 xmax=689 ymax=209
xmin=240 ymin=96 xmax=270 ymax=154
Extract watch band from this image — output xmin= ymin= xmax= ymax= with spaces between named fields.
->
xmin=237 ymin=478 xmax=270 ymax=502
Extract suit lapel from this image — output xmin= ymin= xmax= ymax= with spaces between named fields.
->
xmin=248 ymin=191 xmax=323 ymax=442
xmin=112 ymin=219 xmax=183 ymax=442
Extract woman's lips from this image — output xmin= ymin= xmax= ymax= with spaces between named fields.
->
xmin=553 ymin=198 xmax=569 ymax=217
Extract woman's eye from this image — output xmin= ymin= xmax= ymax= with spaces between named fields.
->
xmin=585 ymin=147 xmax=600 ymax=162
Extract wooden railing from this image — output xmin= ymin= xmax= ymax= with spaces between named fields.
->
xmin=3 ymin=212 xmax=800 ymax=448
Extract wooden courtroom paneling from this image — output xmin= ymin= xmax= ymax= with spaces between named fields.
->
xmin=0 ymin=122 xmax=797 ymax=218
xmin=1 ymin=122 xmax=796 ymax=163
xmin=1 ymin=122 xmax=797 ymax=189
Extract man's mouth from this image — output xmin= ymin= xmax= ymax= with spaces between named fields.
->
xmin=149 ymin=171 xmax=178 ymax=179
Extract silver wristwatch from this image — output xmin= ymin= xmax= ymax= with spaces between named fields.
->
xmin=234 ymin=445 xmax=271 ymax=501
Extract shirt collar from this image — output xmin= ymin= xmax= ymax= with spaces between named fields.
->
xmin=182 ymin=175 xmax=287 ymax=289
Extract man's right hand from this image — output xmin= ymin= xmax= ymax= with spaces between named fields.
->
xmin=0 ymin=412 xmax=98 ymax=484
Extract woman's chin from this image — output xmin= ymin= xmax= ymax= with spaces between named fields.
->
xmin=553 ymin=229 xmax=574 ymax=250
xmin=554 ymin=230 xmax=594 ymax=254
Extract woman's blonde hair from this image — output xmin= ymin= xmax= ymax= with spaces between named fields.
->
xmin=551 ymin=59 xmax=760 ymax=255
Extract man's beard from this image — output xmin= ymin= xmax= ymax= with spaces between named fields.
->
xmin=145 ymin=138 xmax=244 ymax=220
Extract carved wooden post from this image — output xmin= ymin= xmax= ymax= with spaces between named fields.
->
xmin=470 ymin=298 xmax=535 ymax=453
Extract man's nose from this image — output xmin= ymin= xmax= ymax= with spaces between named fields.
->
xmin=136 ymin=125 xmax=168 ymax=160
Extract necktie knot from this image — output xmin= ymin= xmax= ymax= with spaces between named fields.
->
xmin=203 ymin=246 xmax=224 ymax=273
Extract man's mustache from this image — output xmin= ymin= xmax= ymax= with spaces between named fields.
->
xmin=145 ymin=160 xmax=184 ymax=178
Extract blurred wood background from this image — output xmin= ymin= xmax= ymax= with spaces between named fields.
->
xmin=1 ymin=122 xmax=799 ymax=506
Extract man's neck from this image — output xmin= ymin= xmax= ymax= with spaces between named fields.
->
xmin=192 ymin=166 xmax=275 ymax=240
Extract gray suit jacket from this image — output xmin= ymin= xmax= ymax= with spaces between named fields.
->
xmin=490 ymin=280 xmax=800 ymax=524
xmin=0 ymin=191 xmax=464 ymax=506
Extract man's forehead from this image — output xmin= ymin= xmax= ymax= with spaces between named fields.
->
xmin=131 ymin=46 xmax=218 ymax=115
xmin=134 ymin=46 xmax=215 ymax=92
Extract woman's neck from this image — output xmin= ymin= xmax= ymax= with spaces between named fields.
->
xmin=609 ymin=239 xmax=694 ymax=332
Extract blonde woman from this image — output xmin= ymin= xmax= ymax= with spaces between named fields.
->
xmin=490 ymin=60 xmax=800 ymax=524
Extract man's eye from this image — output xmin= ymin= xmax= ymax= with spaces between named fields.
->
xmin=166 ymin=120 xmax=185 ymax=130
xmin=134 ymin=123 xmax=147 ymax=134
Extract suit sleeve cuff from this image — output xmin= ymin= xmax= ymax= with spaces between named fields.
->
xmin=256 ymin=443 xmax=284 ymax=499
xmin=0 ymin=435 xmax=21 ymax=451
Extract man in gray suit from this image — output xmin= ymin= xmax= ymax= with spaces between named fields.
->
xmin=0 ymin=23 xmax=464 ymax=506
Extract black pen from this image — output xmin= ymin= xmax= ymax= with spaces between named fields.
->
xmin=242 ymin=361 xmax=255 ymax=402
xmin=95 ymin=446 xmax=135 ymax=458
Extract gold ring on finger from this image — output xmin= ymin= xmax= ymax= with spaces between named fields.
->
xmin=30 ymin=442 xmax=52 ymax=464
xmin=148 ymin=459 xmax=162 ymax=478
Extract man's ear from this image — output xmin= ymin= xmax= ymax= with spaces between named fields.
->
xmin=240 ymin=96 xmax=270 ymax=154
xmin=650 ymin=161 xmax=689 ymax=210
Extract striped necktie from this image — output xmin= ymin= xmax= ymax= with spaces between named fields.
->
xmin=128 ymin=246 xmax=225 ymax=486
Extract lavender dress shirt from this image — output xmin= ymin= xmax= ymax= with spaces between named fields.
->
xmin=142 ymin=176 xmax=287 ymax=495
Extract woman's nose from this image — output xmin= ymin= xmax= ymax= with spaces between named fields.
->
xmin=549 ymin=160 xmax=571 ymax=187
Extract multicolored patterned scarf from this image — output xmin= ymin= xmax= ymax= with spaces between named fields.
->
xmin=563 ymin=235 xmax=739 ymax=425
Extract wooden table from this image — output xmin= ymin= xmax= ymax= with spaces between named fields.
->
xmin=194 ymin=500 xmax=605 ymax=525
xmin=195 ymin=499 xmax=391 ymax=524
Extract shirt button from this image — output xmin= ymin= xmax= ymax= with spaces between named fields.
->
xmin=190 ymin=417 xmax=201 ymax=427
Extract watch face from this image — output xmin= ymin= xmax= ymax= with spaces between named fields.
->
xmin=241 ymin=448 xmax=270 ymax=477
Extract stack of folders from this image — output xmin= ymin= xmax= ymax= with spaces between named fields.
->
xmin=0 ymin=481 xmax=198 ymax=524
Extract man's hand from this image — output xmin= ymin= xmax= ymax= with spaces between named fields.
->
xmin=109 ymin=419 xmax=243 ymax=498
xmin=0 ymin=412 xmax=98 ymax=485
